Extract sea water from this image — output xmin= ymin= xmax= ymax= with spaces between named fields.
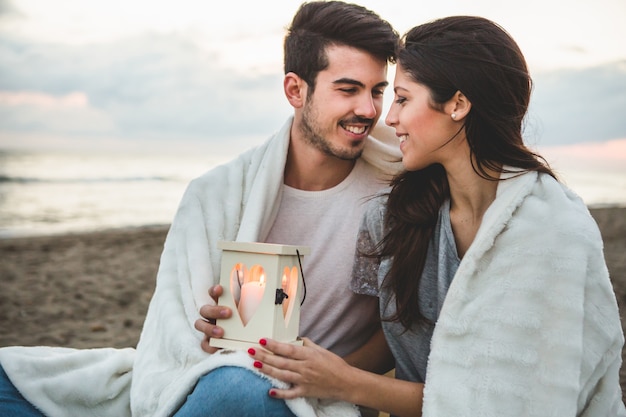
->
xmin=0 ymin=147 xmax=624 ymax=238
xmin=0 ymin=149 xmax=227 ymax=238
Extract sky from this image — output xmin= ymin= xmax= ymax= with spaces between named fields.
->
xmin=0 ymin=0 xmax=625 ymax=155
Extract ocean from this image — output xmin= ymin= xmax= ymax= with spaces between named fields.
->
xmin=1 ymin=147 xmax=625 ymax=238
xmin=0 ymin=149 xmax=229 ymax=238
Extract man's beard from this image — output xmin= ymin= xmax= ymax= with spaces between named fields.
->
xmin=300 ymin=99 xmax=364 ymax=161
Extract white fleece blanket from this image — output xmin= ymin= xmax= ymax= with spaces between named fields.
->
xmin=0 ymin=116 xmax=401 ymax=417
xmin=422 ymin=170 xmax=626 ymax=416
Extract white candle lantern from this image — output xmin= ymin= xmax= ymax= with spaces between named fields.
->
xmin=209 ymin=241 xmax=310 ymax=350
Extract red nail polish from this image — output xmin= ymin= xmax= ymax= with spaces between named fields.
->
xmin=269 ymin=389 xmax=277 ymax=397
xmin=259 ymin=338 xmax=267 ymax=346
xmin=248 ymin=348 xmax=256 ymax=355
xmin=254 ymin=361 xmax=263 ymax=369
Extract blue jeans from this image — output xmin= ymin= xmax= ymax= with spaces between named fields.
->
xmin=0 ymin=364 xmax=295 ymax=417
xmin=0 ymin=365 xmax=45 ymax=416
xmin=174 ymin=366 xmax=297 ymax=417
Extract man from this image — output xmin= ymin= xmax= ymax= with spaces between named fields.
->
xmin=0 ymin=2 xmax=400 ymax=416
xmin=175 ymin=2 xmax=400 ymax=415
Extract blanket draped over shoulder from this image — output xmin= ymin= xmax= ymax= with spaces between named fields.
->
xmin=421 ymin=170 xmax=626 ymax=416
xmin=0 ymin=116 xmax=401 ymax=417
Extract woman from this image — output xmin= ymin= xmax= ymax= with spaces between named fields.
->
xmin=248 ymin=16 xmax=625 ymax=417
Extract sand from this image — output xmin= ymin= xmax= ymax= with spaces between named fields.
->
xmin=1 ymin=207 xmax=625 ymax=401
xmin=0 ymin=225 xmax=167 ymax=349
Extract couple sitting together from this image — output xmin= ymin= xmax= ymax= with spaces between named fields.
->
xmin=1 ymin=2 xmax=624 ymax=416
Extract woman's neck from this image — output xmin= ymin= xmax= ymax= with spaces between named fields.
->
xmin=445 ymin=160 xmax=500 ymax=257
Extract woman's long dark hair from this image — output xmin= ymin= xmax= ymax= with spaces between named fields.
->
xmin=377 ymin=16 xmax=556 ymax=328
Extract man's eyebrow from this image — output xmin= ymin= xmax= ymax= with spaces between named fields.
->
xmin=332 ymin=78 xmax=389 ymax=89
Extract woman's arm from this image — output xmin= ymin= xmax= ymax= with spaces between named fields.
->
xmin=342 ymin=326 xmax=395 ymax=375
xmin=248 ymin=337 xmax=423 ymax=417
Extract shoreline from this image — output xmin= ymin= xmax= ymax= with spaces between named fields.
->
xmin=0 ymin=223 xmax=172 ymax=241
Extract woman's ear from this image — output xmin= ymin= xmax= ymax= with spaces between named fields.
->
xmin=284 ymin=72 xmax=307 ymax=108
xmin=447 ymin=90 xmax=471 ymax=121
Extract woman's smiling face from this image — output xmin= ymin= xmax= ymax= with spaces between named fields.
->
xmin=385 ymin=64 xmax=463 ymax=171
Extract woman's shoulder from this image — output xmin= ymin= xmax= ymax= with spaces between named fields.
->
xmin=512 ymin=171 xmax=603 ymax=247
xmin=357 ymin=189 xmax=390 ymax=242
xmin=364 ymin=188 xmax=390 ymax=218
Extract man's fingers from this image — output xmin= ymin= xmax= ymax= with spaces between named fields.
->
xmin=194 ymin=318 xmax=224 ymax=337
xmin=200 ymin=338 xmax=219 ymax=354
xmin=195 ymin=318 xmax=224 ymax=353
xmin=198 ymin=304 xmax=231 ymax=321
xmin=195 ymin=299 xmax=232 ymax=354
xmin=208 ymin=285 xmax=223 ymax=301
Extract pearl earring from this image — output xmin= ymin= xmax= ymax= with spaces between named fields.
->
xmin=451 ymin=113 xmax=457 ymax=120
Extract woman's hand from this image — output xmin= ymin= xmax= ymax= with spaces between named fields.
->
xmin=248 ymin=337 xmax=424 ymax=417
xmin=247 ymin=337 xmax=354 ymax=400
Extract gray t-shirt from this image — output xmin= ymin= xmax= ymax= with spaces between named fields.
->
xmin=351 ymin=194 xmax=459 ymax=383
xmin=265 ymin=159 xmax=386 ymax=357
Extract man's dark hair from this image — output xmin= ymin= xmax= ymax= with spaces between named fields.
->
xmin=284 ymin=1 xmax=398 ymax=89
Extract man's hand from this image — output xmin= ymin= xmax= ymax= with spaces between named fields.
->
xmin=194 ymin=285 xmax=232 ymax=353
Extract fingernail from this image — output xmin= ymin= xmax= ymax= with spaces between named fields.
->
xmin=248 ymin=348 xmax=256 ymax=355
xmin=211 ymin=327 xmax=221 ymax=336
xmin=219 ymin=308 xmax=229 ymax=318
xmin=269 ymin=389 xmax=277 ymax=397
xmin=259 ymin=338 xmax=267 ymax=346
xmin=253 ymin=361 xmax=263 ymax=369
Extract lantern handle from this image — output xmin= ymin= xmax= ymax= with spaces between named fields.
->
xmin=296 ymin=249 xmax=306 ymax=306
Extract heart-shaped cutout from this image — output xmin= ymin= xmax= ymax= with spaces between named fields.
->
xmin=230 ymin=262 xmax=245 ymax=309
xmin=231 ymin=264 xmax=265 ymax=326
xmin=281 ymin=266 xmax=298 ymax=326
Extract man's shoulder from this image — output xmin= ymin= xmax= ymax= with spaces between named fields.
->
xmin=352 ymin=158 xmax=394 ymax=192
xmin=190 ymin=117 xmax=293 ymax=183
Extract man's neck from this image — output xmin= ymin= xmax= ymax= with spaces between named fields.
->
xmin=283 ymin=143 xmax=357 ymax=191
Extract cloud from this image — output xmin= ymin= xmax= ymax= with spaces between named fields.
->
xmin=0 ymin=32 xmax=290 ymax=150
xmin=527 ymin=61 xmax=626 ymax=145
xmin=0 ymin=91 xmax=115 ymax=134
xmin=0 ymin=0 xmax=18 ymax=15
xmin=543 ymin=137 xmax=626 ymax=161
xmin=0 ymin=91 xmax=88 ymax=107
xmin=0 ymin=29 xmax=625 ymax=152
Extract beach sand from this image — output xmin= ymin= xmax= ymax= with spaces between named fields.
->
xmin=1 ymin=207 xmax=625 ymax=403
